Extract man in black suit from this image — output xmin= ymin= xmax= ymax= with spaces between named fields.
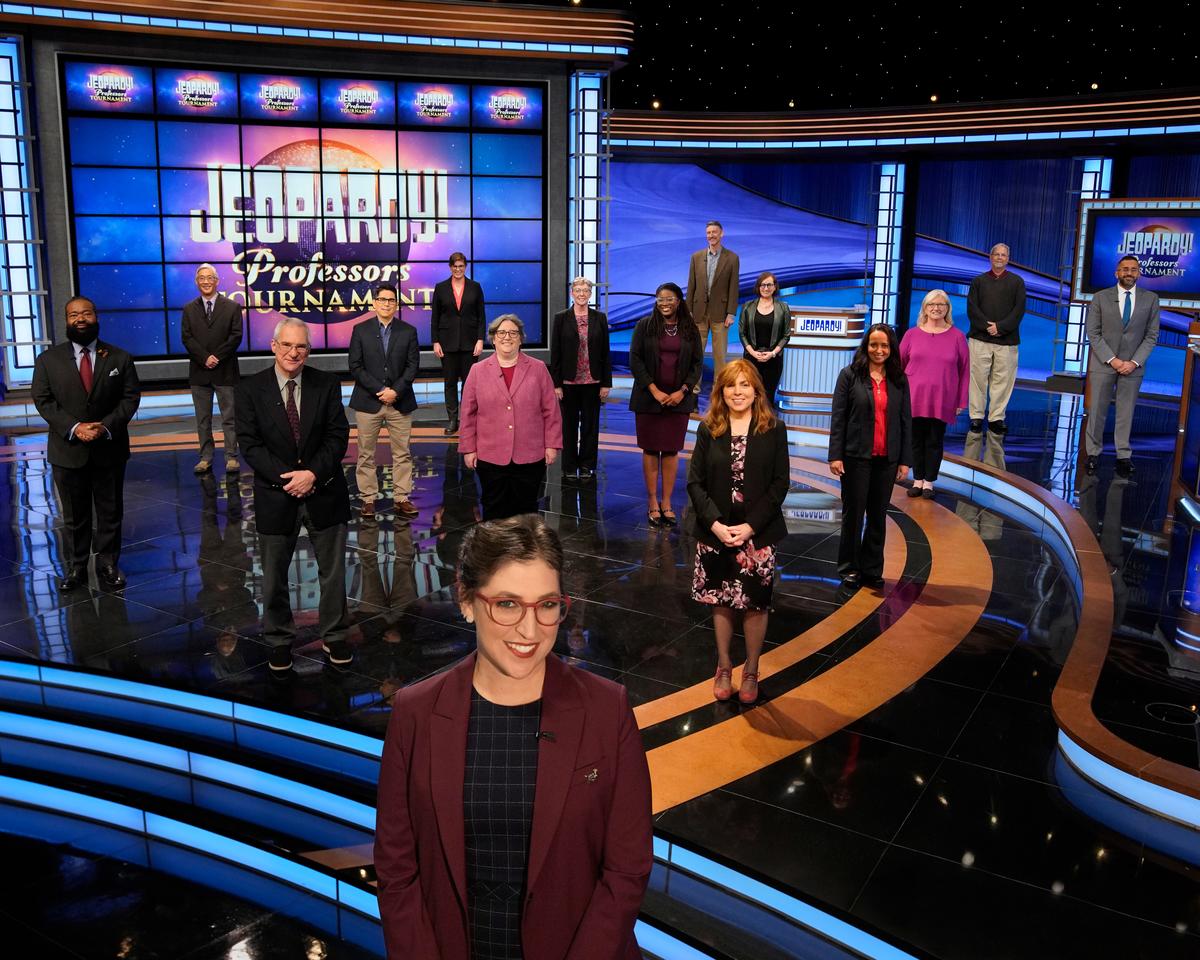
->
xmin=430 ymin=251 xmax=485 ymax=435
xmin=181 ymin=263 xmax=243 ymax=475
xmin=235 ymin=318 xmax=352 ymax=673
xmin=348 ymin=283 xmax=420 ymax=519
xmin=32 ymin=296 xmax=141 ymax=591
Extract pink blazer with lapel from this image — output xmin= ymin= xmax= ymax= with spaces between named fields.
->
xmin=374 ymin=653 xmax=652 ymax=960
xmin=458 ymin=352 xmax=564 ymax=466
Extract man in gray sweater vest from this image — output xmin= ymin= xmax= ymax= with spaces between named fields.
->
xmin=966 ymin=243 xmax=1026 ymax=434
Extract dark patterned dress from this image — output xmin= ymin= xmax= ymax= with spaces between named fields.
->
xmin=691 ymin=434 xmax=777 ymax=610
xmin=464 ymin=690 xmax=542 ymax=960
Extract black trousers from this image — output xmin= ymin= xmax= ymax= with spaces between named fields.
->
xmin=560 ymin=383 xmax=602 ymax=472
xmin=53 ymin=460 xmax=127 ymax=569
xmin=747 ymin=353 xmax=784 ymax=407
xmin=476 ymin=459 xmax=546 ymax=521
xmin=911 ymin=417 xmax=948 ymax=481
xmin=258 ymin=505 xmax=348 ymax=647
xmin=838 ymin=456 xmax=895 ymax=579
xmin=441 ymin=350 xmax=476 ymax=420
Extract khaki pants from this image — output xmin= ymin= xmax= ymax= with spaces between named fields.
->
xmin=355 ymin=406 xmax=413 ymax=502
xmin=968 ymin=340 xmax=1018 ymax=423
xmin=696 ymin=316 xmax=730 ymax=373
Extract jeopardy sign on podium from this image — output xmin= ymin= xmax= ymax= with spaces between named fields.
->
xmin=777 ymin=306 xmax=867 ymax=412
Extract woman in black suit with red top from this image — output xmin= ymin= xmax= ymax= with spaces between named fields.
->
xmin=431 ymin=252 xmax=486 ymax=435
xmin=549 ymin=276 xmax=612 ymax=482
xmin=828 ymin=323 xmax=912 ymax=591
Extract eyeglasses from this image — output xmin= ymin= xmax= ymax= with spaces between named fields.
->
xmin=656 ymin=296 xmax=679 ymax=304
xmin=374 ymin=296 xmax=398 ymax=304
xmin=493 ymin=330 xmax=521 ymax=340
xmin=926 ymin=302 xmax=949 ymax=310
xmin=760 ymin=282 xmax=776 ymax=288
xmin=475 ymin=592 xmax=572 ymax=626
xmin=275 ymin=341 xmax=310 ymax=355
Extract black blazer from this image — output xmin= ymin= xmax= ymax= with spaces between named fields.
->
xmin=181 ymin=295 xmax=243 ymax=387
xmin=235 ymin=365 xmax=351 ymax=536
xmin=348 ymin=317 xmax=419 ymax=415
xmin=627 ymin=317 xmax=703 ymax=415
xmin=31 ymin=340 xmax=141 ymax=469
xmin=547 ymin=307 xmax=612 ymax=388
xmin=687 ymin=420 xmax=790 ymax=547
xmin=431 ymin=277 xmax=486 ymax=352
xmin=827 ymin=366 xmax=913 ymax=465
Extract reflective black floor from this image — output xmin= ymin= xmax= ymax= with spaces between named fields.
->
xmin=0 ymin=384 xmax=1196 ymax=959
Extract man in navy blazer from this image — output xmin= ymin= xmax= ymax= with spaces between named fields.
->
xmin=430 ymin=252 xmax=485 ymax=435
xmin=235 ymin=318 xmax=352 ymax=673
xmin=1085 ymin=254 xmax=1161 ymax=477
xmin=32 ymin=296 xmax=141 ymax=591
xmin=349 ymin=284 xmax=420 ymax=519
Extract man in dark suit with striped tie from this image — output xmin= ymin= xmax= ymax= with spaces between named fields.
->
xmin=31 ymin=296 xmax=141 ymax=591
xmin=235 ymin=318 xmax=353 ymax=673
xmin=181 ymin=263 xmax=243 ymax=475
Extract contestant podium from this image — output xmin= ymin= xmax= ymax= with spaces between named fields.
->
xmin=776 ymin=305 xmax=868 ymax=412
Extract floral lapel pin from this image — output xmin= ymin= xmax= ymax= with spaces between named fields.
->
xmin=584 ymin=768 xmax=599 ymax=783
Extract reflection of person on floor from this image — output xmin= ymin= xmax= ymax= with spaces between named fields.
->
xmin=1084 ymin=254 xmax=1160 ymax=478
xmin=357 ymin=518 xmax=421 ymax=698
xmin=688 ymin=360 xmax=790 ymax=705
xmin=375 ymin=515 xmax=652 ymax=960
xmin=957 ymin=431 xmax=1006 ymax=541
xmin=1077 ymin=472 xmax=1131 ymax=627
xmin=829 ymin=324 xmax=912 ymax=591
xmin=197 ymin=474 xmax=255 ymax=636
xmin=629 ymin=282 xmax=704 ymax=528
xmin=808 ymin=731 xmax=861 ymax=812
xmin=432 ymin=445 xmax=482 ymax=570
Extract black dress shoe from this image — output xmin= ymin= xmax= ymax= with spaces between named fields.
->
xmin=580 ymin=467 xmax=596 ymax=482
xmin=444 ymin=420 xmax=459 ymax=436
xmin=1115 ymin=458 xmax=1135 ymax=477
xmin=860 ymin=574 xmax=885 ymax=589
xmin=1085 ymin=455 xmax=1098 ymax=474
xmin=968 ymin=420 xmax=984 ymax=433
xmin=841 ymin=571 xmax=860 ymax=589
xmin=58 ymin=567 xmax=86 ymax=591
xmin=96 ymin=564 xmax=126 ymax=589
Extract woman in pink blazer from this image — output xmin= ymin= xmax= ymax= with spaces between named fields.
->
xmin=459 ymin=314 xmax=563 ymax=520
xmin=375 ymin=515 xmax=653 ymax=960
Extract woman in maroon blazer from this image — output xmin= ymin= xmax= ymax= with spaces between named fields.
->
xmin=375 ymin=515 xmax=653 ymax=960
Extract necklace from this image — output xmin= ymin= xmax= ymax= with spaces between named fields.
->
xmin=664 ymin=323 xmax=679 ymax=337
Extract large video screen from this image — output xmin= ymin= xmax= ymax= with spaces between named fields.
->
xmin=1073 ymin=199 xmax=1200 ymax=308
xmin=62 ymin=59 xmax=547 ymax=357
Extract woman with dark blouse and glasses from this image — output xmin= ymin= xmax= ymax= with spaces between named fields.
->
xmin=375 ymin=515 xmax=653 ymax=960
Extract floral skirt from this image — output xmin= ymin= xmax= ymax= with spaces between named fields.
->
xmin=691 ymin=540 xmax=776 ymax=610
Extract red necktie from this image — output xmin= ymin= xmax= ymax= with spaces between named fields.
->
xmin=285 ymin=379 xmax=301 ymax=445
xmin=79 ymin=348 xmax=93 ymax=393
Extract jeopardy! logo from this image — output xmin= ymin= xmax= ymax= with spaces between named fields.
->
xmin=339 ymin=85 xmax=380 ymax=117
xmin=415 ymin=90 xmax=454 ymax=119
xmin=1118 ymin=225 xmax=1196 ymax=278
xmin=260 ymin=81 xmax=302 ymax=114
xmin=488 ymin=92 xmax=528 ymax=122
xmin=176 ymin=76 xmax=220 ymax=109
xmin=795 ymin=315 xmax=848 ymax=336
xmin=86 ymin=71 xmax=135 ymax=104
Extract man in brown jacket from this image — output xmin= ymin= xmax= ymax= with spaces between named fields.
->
xmin=686 ymin=220 xmax=740 ymax=375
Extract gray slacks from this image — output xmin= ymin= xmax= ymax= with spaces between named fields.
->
xmin=1086 ymin=366 xmax=1143 ymax=459
xmin=192 ymin=383 xmax=238 ymax=461
xmin=258 ymin=505 xmax=348 ymax=647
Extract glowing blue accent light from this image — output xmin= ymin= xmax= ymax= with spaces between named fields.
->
xmin=660 ymin=841 xmax=917 ymax=959
xmin=0 ymin=775 xmax=145 ymax=831
xmin=0 ymin=711 xmax=189 ymax=770
xmin=39 ymin=666 xmax=233 ymax=716
xmin=634 ymin=920 xmax=714 ymax=960
xmin=145 ymin=813 xmax=338 ymax=897
xmin=0 ymin=660 xmax=41 ymax=681
xmin=233 ymin=703 xmax=383 ymax=757
xmin=1177 ymin=496 xmax=1200 ymax=525
xmin=1057 ymin=731 xmax=1200 ymax=830
xmin=338 ymin=880 xmax=382 ymax=919
xmin=1175 ymin=630 xmax=1200 ymax=653
xmin=189 ymin=755 xmax=375 ymax=829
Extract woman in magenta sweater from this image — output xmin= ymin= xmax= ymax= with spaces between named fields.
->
xmin=899 ymin=290 xmax=969 ymax=498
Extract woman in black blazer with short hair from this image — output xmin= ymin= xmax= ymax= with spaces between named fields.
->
xmin=549 ymin=276 xmax=612 ymax=481
xmin=688 ymin=359 xmax=790 ymax=704
xmin=828 ymin=323 xmax=912 ymax=591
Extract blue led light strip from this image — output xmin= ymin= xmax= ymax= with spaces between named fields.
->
xmin=658 ymin=838 xmax=919 ymax=960
xmin=0 ymin=5 xmax=627 ymax=56
xmin=1057 ymin=731 xmax=1200 ymax=830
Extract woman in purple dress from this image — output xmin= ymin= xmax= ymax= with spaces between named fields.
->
xmin=899 ymin=290 xmax=969 ymax=499
xmin=628 ymin=282 xmax=704 ymax=527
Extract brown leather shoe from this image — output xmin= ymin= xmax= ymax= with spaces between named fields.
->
xmin=225 ymin=457 xmax=240 ymax=472
xmin=395 ymin=499 xmax=419 ymax=518
xmin=193 ymin=460 xmax=212 ymax=475
xmin=360 ymin=501 xmax=376 ymax=518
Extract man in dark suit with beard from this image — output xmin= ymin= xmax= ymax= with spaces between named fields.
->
xmin=181 ymin=263 xmax=243 ymax=475
xmin=235 ymin=318 xmax=352 ymax=673
xmin=32 ymin=296 xmax=141 ymax=591
xmin=430 ymin=251 xmax=485 ymax=435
